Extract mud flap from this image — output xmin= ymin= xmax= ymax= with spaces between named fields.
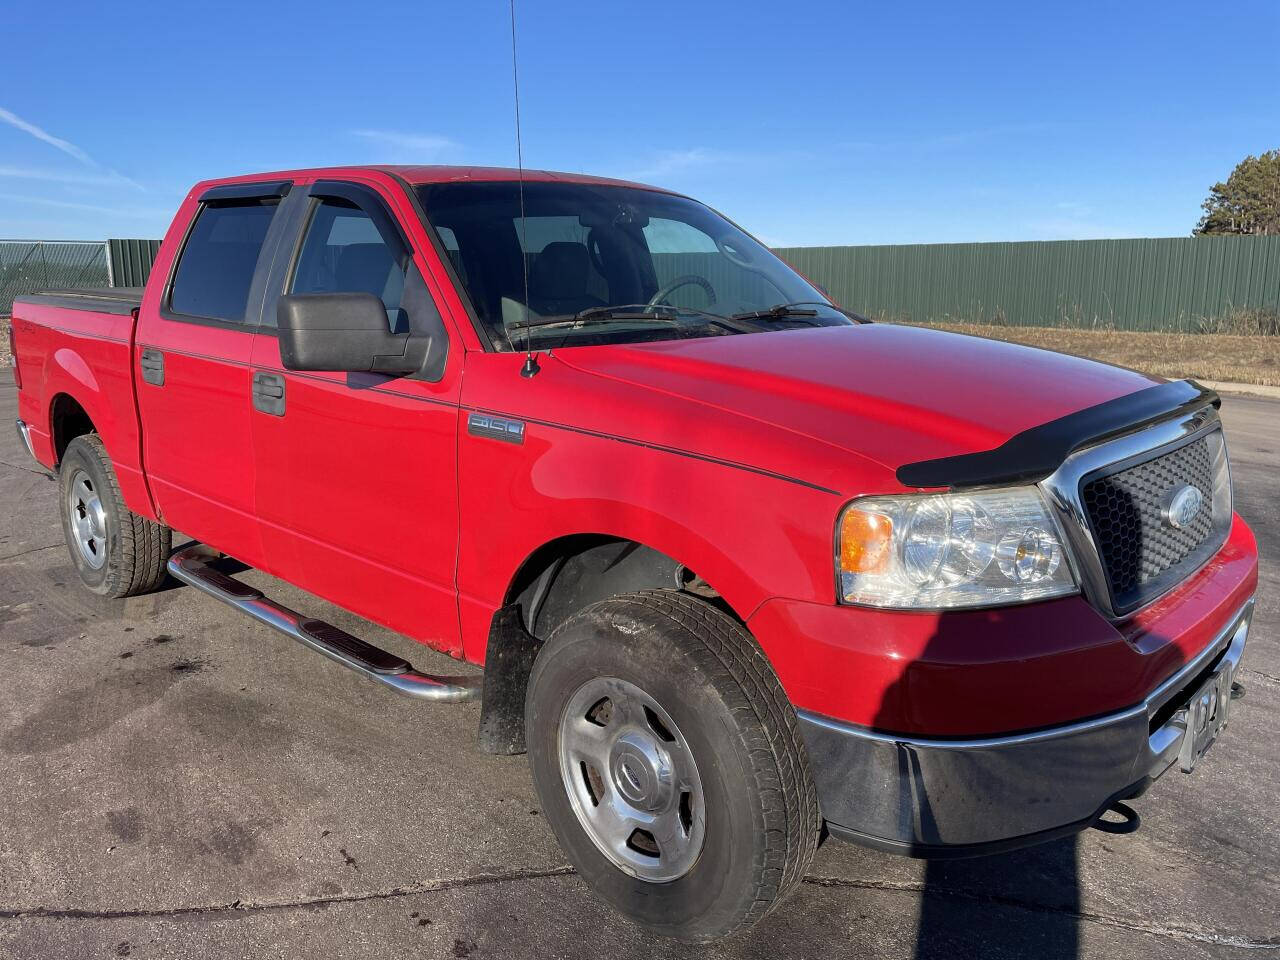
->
xmin=477 ymin=604 xmax=543 ymax=755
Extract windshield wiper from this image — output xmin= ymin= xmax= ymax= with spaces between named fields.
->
xmin=728 ymin=301 xmax=872 ymax=325
xmin=728 ymin=304 xmax=820 ymax=324
xmin=508 ymin=303 xmax=752 ymax=335
xmin=781 ymin=300 xmax=872 ymax=323
xmin=508 ymin=304 xmax=682 ymax=331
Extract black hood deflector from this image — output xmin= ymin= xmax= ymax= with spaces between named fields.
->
xmin=896 ymin=379 xmax=1221 ymax=490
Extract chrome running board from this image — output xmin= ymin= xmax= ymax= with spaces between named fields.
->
xmin=167 ymin=545 xmax=481 ymax=702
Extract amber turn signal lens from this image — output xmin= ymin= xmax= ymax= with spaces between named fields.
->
xmin=840 ymin=509 xmax=893 ymax=574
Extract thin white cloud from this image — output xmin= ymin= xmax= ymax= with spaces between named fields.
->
xmin=0 ymin=165 xmax=135 ymax=187
xmin=0 ymin=192 xmax=165 ymax=219
xmin=349 ymin=130 xmax=461 ymax=161
xmin=627 ymin=148 xmax=732 ymax=182
xmin=0 ymin=106 xmax=143 ymax=190
xmin=839 ymin=122 xmax=1068 ymax=154
xmin=0 ymin=106 xmax=95 ymax=165
xmin=1023 ymin=200 xmax=1146 ymax=239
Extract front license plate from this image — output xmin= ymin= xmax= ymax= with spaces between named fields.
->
xmin=1177 ymin=661 xmax=1234 ymax=773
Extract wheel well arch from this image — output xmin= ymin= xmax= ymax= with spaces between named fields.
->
xmin=503 ymin=534 xmax=736 ymax=641
xmin=50 ymin=392 xmax=96 ymax=464
xmin=478 ymin=534 xmax=742 ymax=756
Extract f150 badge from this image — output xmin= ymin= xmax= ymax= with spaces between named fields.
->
xmin=1163 ymin=485 xmax=1204 ymax=530
xmin=468 ymin=413 xmax=526 ymax=444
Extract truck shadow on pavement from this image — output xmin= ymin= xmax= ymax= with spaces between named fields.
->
xmin=912 ymin=839 xmax=1080 ymax=959
xmin=876 ymin=544 xmax=1188 ymax=959
xmin=871 ymin=619 xmax=1087 ymax=960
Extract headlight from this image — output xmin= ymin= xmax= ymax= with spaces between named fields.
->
xmin=837 ymin=487 xmax=1078 ymax=609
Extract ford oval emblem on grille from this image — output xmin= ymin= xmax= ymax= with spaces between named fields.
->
xmin=1163 ymin=485 xmax=1204 ymax=529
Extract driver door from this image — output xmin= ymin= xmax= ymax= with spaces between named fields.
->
xmin=249 ymin=177 xmax=463 ymax=655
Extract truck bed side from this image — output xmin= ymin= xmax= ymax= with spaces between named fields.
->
xmin=11 ymin=290 xmax=157 ymax=522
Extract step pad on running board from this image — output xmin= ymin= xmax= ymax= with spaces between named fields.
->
xmin=166 ymin=545 xmax=480 ymax=702
xmin=298 ymin=618 xmax=409 ymax=675
xmin=198 ymin=567 xmax=263 ymax=601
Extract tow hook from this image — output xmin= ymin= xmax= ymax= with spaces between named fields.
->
xmin=1230 ymin=681 xmax=1246 ymax=701
xmin=1091 ymin=800 xmax=1141 ymax=835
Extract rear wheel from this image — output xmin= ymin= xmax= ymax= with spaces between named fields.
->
xmin=58 ymin=434 xmax=171 ymax=597
xmin=526 ymin=590 xmax=819 ymax=942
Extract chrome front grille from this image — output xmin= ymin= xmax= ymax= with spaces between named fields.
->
xmin=1040 ymin=406 xmax=1232 ymax=619
xmin=1081 ymin=435 xmax=1221 ymax=612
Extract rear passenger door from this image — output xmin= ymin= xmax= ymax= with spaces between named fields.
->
xmin=248 ymin=178 xmax=464 ymax=656
xmin=135 ymin=181 xmax=296 ymax=567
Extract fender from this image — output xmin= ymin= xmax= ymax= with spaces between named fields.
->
xmin=40 ymin=341 xmax=158 ymax=522
xmin=456 ymin=421 xmax=847 ymax=666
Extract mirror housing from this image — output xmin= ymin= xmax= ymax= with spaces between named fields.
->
xmin=277 ymin=293 xmax=421 ymax=374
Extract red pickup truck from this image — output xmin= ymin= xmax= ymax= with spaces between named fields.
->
xmin=9 ymin=166 xmax=1258 ymax=941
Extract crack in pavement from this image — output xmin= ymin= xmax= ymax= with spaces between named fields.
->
xmin=804 ymin=876 xmax=1280 ymax=950
xmin=1 ymin=866 xmax=1276 ymax=950
xmin=0 ymin=542 xmax=61 ymax=563
xmin=0 ymin=867 xmax=578 ymax=922
xmin=0 ymin=457 xmax=53 ymax=478
xmin=1244 ymin=668 xmax=1280 ymax=686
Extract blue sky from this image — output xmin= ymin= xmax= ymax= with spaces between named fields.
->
xmin=2 ymin=0 xmax=1277 ymax=246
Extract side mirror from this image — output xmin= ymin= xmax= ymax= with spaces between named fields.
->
xmin=277 ymin=293 xmax=419 ymax=374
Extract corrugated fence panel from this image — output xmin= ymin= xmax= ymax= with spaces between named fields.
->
xmin=13 ymin=236 xmax=1278 ymax=333
xmin=0 ymin=241 xmax=110 ymax=317
xmin=773 ymin=236 xmax=1280 ymax=331
xmin=108 ymin=239 xmax=163 ymax=288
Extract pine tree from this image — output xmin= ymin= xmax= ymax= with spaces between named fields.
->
xmin=1195 ymin=151 xmax=1280 ymax=236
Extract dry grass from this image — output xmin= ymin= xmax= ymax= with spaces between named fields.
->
xmin=1 ymin=317 xmax=10 ymax=366
xmin=910 ymin=322 xmax=1280 ymax=387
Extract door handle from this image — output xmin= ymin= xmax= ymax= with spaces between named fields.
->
xmin=139 ymin=348 xmax=164 ymax=386
xmin=252 ymin=371 xmax=286 ymax=416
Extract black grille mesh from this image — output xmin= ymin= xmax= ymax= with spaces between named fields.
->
xmin=1082 ymin=437 xmax=1216 ymax=611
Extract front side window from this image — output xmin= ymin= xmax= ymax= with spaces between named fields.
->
xmin=170 ymin=199 xmax=279 ymax=323
xmin=416 ymin=180 xmax=850 ymax=349
xmin=291 ymin=198 xmax=409 ymax=332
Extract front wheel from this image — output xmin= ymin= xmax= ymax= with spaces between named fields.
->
xmin=526 ymin=591 xmax=819 ymax=942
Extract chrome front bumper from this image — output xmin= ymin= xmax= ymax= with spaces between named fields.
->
xmin=15 ymin=418 xmax=37 ymax=463
xmin=799 ymin=598 xmax=1253 ymax=857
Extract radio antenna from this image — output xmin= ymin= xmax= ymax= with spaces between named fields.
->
xmin=509 ymin=0 xmax=539 ymax=378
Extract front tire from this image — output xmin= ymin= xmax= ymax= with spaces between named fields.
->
xmin=526 ymin=590 xmax=819 ymax=942
xmin=59 ymin=434 xmax=171 ymax=598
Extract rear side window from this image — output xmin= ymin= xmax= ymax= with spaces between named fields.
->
xmin=291 ymin=198 xmax=409 ymax=332
xmin=169 ymin=200 xmax=279 ymax=323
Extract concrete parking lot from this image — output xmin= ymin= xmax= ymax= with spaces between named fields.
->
xmin=1 ymin=381 xmax=1277 ymax=959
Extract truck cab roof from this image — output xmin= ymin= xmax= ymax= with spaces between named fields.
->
xmin=193 ymin=164 xmax=677 ymax=195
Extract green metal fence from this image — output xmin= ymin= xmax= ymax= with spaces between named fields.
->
xmin=775 ymin=236 xmax=1280 ymax=332
xmin=0 ymin=241 xmax=111 ymax=317
xmin=9 ymin=235 xmax=1280 ymax=332
xmin=108 ymin=238 xmax=162 ymax=288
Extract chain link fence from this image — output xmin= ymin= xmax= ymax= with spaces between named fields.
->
xmin=1 ymin=241 xmax=111 ymax=318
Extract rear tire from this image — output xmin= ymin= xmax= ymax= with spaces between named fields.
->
xmin=526 ymin=590 xmax=819 ymax=942
xmin=58 ymin=434 xmax=171 ymax=598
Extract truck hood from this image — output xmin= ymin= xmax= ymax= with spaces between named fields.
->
xmin=555 ymin=324 xmax=1160 ymax=486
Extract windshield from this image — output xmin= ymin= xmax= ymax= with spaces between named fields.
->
xmin=415 ymin=181 xmax=852 ymax=349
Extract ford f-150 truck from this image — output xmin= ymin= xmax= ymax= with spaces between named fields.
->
xmin=9 ymin=166 xmax=1258 ymax=941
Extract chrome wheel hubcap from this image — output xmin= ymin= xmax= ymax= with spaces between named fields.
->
xmin=557 ymin=676 xmax=705 ymax=882
xmin=67 ymin=468 xmax=108 ymax=570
